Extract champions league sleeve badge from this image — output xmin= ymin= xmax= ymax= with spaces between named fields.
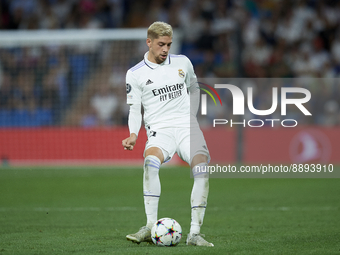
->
xmin=126 ymin=83 xmax=132 ymax=93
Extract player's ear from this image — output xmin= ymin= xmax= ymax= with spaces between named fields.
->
xmin=146 ymin=38 xmax=152 ymax=48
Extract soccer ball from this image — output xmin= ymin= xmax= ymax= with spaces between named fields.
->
xmin=151 ymin=218 xmax=182 ymax=246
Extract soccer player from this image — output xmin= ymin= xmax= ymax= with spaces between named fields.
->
xmin=122 ymin=21 xmax=213 ymax=247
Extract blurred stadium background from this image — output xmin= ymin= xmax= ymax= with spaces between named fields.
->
xmin=0 ymin=0 xmax=339 ymax=166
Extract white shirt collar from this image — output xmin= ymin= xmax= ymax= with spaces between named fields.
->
xmin=144 ymin=51 xmax=170 ymax=69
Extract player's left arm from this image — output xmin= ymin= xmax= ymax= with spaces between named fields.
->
xmin=186 ymin=58 xmax=200 ymax=117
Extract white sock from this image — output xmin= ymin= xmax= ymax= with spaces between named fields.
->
xmin=143 ymin=155 xmax=161 ymax=229
xmin=190 ymin=162 xmax=209 ymax=234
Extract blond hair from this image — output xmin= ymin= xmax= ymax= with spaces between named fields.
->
xmin=147 ymin=21 xmax=173 ymax=39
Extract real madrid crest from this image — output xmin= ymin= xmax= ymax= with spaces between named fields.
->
xmin=178 ymin=69 xmax=185 ymax=78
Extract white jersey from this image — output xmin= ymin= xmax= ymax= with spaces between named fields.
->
xmin=126 ymin=52 xmax=197 ymax=129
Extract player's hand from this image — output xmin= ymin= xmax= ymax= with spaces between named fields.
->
xmin=122 ymin=133 xmax=137 ymax=151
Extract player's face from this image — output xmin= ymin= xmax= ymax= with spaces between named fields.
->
xmin=147 ymin=36 xmax=172 ymax=64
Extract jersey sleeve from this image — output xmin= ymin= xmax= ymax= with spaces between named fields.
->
xmin=185 ymin=56 xmax=197 ymax=89
xmin=185 ymin=57 xmax=200 ymax=116
xmin=126 ymin=69 xmax=142 ymax=105
xmin=128 ymin=103 xmax=142 ymax=136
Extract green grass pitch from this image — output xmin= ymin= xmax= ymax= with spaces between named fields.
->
xmin=0 ymin=165 xmax=339 ymax=254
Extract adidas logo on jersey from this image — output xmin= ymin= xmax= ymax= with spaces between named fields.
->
xmin=146 ymin=79 xmax=153 ymax=85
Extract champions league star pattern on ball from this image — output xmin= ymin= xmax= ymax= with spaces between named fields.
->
xmin=151 ymin=218 xmax=182 ymax=247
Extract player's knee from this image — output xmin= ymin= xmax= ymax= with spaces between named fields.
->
xmin=191 ymin=154 xmax=208 ymax=168
xmin=145 ymin=147 xmax=164 ymax=163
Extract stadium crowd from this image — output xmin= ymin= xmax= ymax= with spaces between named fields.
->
xmin=0 ymin=0 xmax=339 ymax=127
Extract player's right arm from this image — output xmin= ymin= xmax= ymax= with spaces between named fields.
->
xmin=122 ymin=69 xmax=142 ymax=151
xmin=122 ymin=132 xmax=137 ymax=151
xmin=122 ymin=103 xmax=141 ymax=150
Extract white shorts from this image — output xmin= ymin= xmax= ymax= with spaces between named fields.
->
xmin=144 ymin=123 xmax=210 ymax=165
